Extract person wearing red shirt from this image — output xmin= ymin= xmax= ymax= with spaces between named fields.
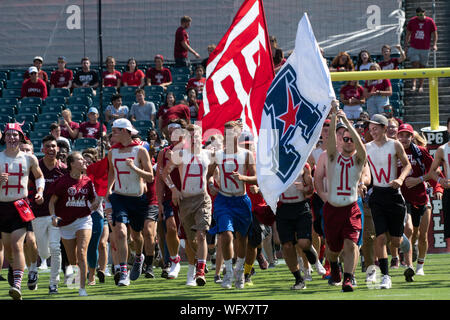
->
xmin=21 ymin=66 xmax=48 ymax=100
xmin=160 ymin=103 xmax=191 ymax=138
xmin=50 ymin=56 xmax=73 ymax=90
xmin=187 ymin=65 xmax=206 ymax=95
xmin=363 ymin=63 xmax=392 ymax=117
xmin=174 ymin=16 xmax=200 ymax=67
xmin=379 ymin=45 xmax=406 ymax=70
xmin=145 ymin=55 xmax=173 ymax=89
xmin=102 ymin=56 xmax=121 ymax=89
xmin=23 ymin=56 xmax=49 ymax=85
xmin=121 ymin=58 xmax=145 ymax=88
xmin=339 ymin=80 xmax=365 ymax=121
xmin=405 ymin=7 xmax=438 ymax=92
xmin=60 ymin=109 xmax=80 ymax=141
xmin=78 ymin=107 xmax=107 ymax=139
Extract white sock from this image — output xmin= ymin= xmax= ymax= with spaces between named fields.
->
xmin=29 ymin=262 xmax=38 ymax=272
xmin=224 ymin=259 xmax=233 ymax=274
xmin=236 ymin=257 xmax=245 ymax=271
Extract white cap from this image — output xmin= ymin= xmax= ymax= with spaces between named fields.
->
xmin=88 ymin=107 xmax=98 ymax=114
xmin=112 ymin=118 xmax=139 ymax=135
xmin=28 ymin=66 xmax=38 ymax=74
xmin=33 ymin=56 xmax=43 ymax=62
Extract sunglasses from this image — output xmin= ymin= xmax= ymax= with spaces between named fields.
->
xmin=354 ymin=124 xmax=364 ymax=129
xmin=343 ymin=137 xmax=353 ymax=143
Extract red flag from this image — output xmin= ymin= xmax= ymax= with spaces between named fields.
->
xmin=198 ymin=0 xmax=274 ymax=139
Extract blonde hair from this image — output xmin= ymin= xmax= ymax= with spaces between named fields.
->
xmin=413 ymin=131 xmax=427 ymax=147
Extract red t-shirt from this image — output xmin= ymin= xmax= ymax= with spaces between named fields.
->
xmin=146 ymin=67 xmax=172 ymax=85
xmin=121 ymin=70 xmax=145 ymax=87
xmin=364 ymin=79 xmax=391 ymax=92
xmin=379 ymin=58 xmax=400 ymax=70
xmin=160 ymin=104 xmax=191 ymax=129
xmin=86 ymin=157 xmax=109 ymax=197
xmin=146 ymin=159 xmax=158 ymax=206
xmin=340 ymin=84 xmax=364 ymax=101
xmin=79 ymin=121 xmax=107 ymax=139
xmin=187 ymin=77 xmax=206 ymax=94
xmin=50 ymin=69 xmax=73 ymax=88
xmin=52 ymin=174 xmax=96 ymax=226
xmin=407 ymin=16 xmax=437 ymax=50
xmin=174 ymin=26 xmax=189 ymax=59
xmin=21 ymin=78 xmax=48 ymax=99
xmin=61 ymin=121 xmax=80 ymax=140
xmin=102 ymin=70 xmax=122 ymax=87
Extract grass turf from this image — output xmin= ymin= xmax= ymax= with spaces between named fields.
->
xmin=1 ymin=253 xmax=449 ymax=301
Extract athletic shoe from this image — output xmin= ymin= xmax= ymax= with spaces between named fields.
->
xmin=167 ymin=261 xmax=181 ymax=279
xmin=214 ymin=274 xmax=222 ymax=284
xmin=161 ymin=265 xmax=170 ymax=279
xmin=329 ymin=266 xmax=341 ymax=286
xmin=380 ymin=275 xmax=392 ymax=289
xmin=416 ymin=263 xmax=425 ymax=276
xmin=291 ymin=280 xmax=306 ymax=290
xmin=130 ymin=254 xmax=144 ymax=281
xmin=64 ymin=265 xmax=74 ymax=285
xmin=244 ymin=273 xmax=253 ymax=286
xmin=390 ymin=257 xmax=399 ymax=269
xmin=256 ymin=252 xmax=268 ymax=270
xmin=79 ymin=288 xmax=88 ymax=296
xmin=235 ymin=268 xmax=244 ymax=289
xmin=303 ymin=268 xmax=313 ymax=281
xmin=221 ymin=271 xmax=233 ymax=289
xmin=49 ymin=284 xmax=58 ymax=294
xmin=351 ymin=275 xmax=357 ymax=287
xmin=404 ymin=267 xmax=415 ymax=282
xmin=144 ymin=265 xmax=155 ymax=279
xmin=342 ymin=278 xmax=354 ymax=292
xmin=268 ymin=262 xmax=276 ymax=269
xmin=117 ymin=272 xmax=130 ymax=286
xmin=9 ymin=285 xmax=22 ymax=300
xmin=186 ymin=265 xmax=196 ymax=286
xmin=314 ymin=260 xmax=327 ymax=276
xmin=366 ymin=269 xmax=377 ymax=283
xmin=27 ymin=271 xmax=38 ymax=290
xmin=400 ymin=234 xmax=411 ymax=254
xmin=114 ymin=270 xmax=121 ymax=285
xmin=195 ymin=270 xmax=206 ymax=287
xmin=38 ymin=259 xmax=48 ymax=270
xmin=104 ymin=268 xmax=112 ymax=277
xmin=97 ymin=270 xmax=105 ymax=283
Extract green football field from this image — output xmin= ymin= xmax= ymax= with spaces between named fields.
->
xmin=1 ymin=253 xmax=449 ymax=301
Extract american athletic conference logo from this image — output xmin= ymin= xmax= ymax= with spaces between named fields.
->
xmin=263 ymin=64 xmax=322 ymax=183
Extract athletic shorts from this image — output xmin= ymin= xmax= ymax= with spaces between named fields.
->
xmin=178 ymin=193 xmax=212 ymax=242
xmin=145 ymin=205 xmax=159 ymax=222
xmin=443 ymin=189 xmax=450 ymax=239
xmin=253 ymin=205 xmax=275 ymax=226
xmin=0 ymin=200 xmax=32 ymax=233
xmin=60 ymin=215 xmax=92 ymax=240
xmin=248 ymin=212 xmax=271 ymax=248
xmin=408 ymin=46 xmax=430 ymax=66
xmin=356 ymin=196 xmax=365 ymax=246
xmin=276 ymin=200 xmax=312 ymax=245
xmin=311 ymin=192 xmax=325 ymax=237
xmin=406 ymin=202 xmax=427 ymax=228
xmin=109 ymin=193 xmax=150 ymax=232
xmin=323 ymin=201 xmax=362 ymax=253
xmin=213 ymin=193 xmax=252 ymax=236
xmin=369 ymin=186 xmax=406 ymax=237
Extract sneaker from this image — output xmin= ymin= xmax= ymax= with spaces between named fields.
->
xmin=416 ymin=263 xmax=425 ymax=276
xmin=351 ymin=275 xmax=357 ymax=287
xmin=96 ymin=270 xmax=105 ymax=283
xmin=79 ymin=288 xmax=88 ymax=296
xmin=117 ymin=272 xmax=130 ymax=286
xmin=104 ymin=268 xmax=112 ymax=277
xmin=234 ymin=268 xmax=244 ymax=289
xmin=291 ymin=280 xmax=306 ymax=290
xmin=114 ymin=270 xmax=121 ymax=285
xmin=64 ymin=265 xmax=74 ymax=285
xmin=167 ymin=261 xmax=181 ymax=280
xmin=244 ymin=273 xmax=253 ymax=286
xmin=186 ymin=265 xmax=196 ymax=287
xmin=303 ymin=268 xmax=313 ymax=281
xmin=38 ymin=259 xmax=48 ymax=270
xmin=9 ymin=285 xmax=22 ymax=300
xmin=49 ymin=284 xmax=58 ymax=294
xmin=221 ymin=271 xmax=233 ymax=289
xmin=404 ymin=267 xmax=415 ymax=282
xmin=195 ymin=270 xmax=206 ymax=287
xmin=390 ymin=257 xmax=399 ymax=269
xmin=130 ymin=254 xmax=144 ymax=281
xmin=161 ymin=265 xmax=170 ymax=279
xmin=380 ymin=275 xmax=392 ymax=289
xmin=314 ymin=260 xmax=327 ymax=276
xmin=329 ymin=267 xmax=341 ymax=286
xmin=256 ymin=252 xmax=268 ymax=270
xmin=342 ymin=278 xmax=353 ymax=292
xmin=214 ymin=274 xmax=222 ymax=284
xmin=366 ymin=269 xmax=377 ymax=283
xmin=27 ymin=271 xmax=38 ymax=290
xmin=268 ymin=262 xmax=276 ymax=269
xmin=144 ymin=265 xmax=155 ymax=279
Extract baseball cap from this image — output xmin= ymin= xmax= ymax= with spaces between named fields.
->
xmin=112 ymin=118 xmax=139 ymax=135
xmin=28 ymin=66 xmax=38 ymax=74
xmin=58 ymin=56 xmax=66 ymax=61
xmin=154 ymin=54 xmax=164 ymax=62
xmin=416 ymin=7 xmax=425 ymax=13
xmin=398 ymin=123 xmax=414 ymax=134
xmin=336 ymin=122 xmax=347 ymax=131
xmin=368 ymin=114 xmax=388 ymax=126
xmin=238 ymin=131 xmax=254 ymax=144
xmin=33 ymin=56 xmax=43 ymax=62
xmin=88 ymin=107 xmax=98 ymax=114
xmin=4 ymin=123 xmax=25 ymax=136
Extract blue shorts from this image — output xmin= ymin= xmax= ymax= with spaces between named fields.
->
xmin=213 ymin=193 xmax=252 ymax=236
xmin=357 ymin=196 xmax=365 ymax=246
xmin=109 ymin=193 xmax=149 ymax=232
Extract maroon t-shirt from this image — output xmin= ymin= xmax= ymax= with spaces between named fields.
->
xmin=53 ymin=174 xmax=95 ymax=226
xmin=407 ymin=16 xmax=437 ymax=50
xmin=30 ymin=159 xmax=68 ymax=217
xmin=174 ymin=26 xmax=189 ymax=59
xmin=160 ymin=104 xmax=191 ymax=129
xmin=146 ymin=67 xmax=172 ymax=85
xmin=340 ymin=84 xmax=364 ymax=101
xmin=79 ymin=121 xmax=106 ymax=139
xmin=146 ymin=159 xmax=158 ymax=205
xmin=24 ymin=70 xmax=49 ymax=83
xmin=61 ymin=121 xmax=80 ymax=140
xmin=102 ymin=70 xmax=122 ymax=87
xmin=121 ymin=70 xmax=145 ymax=87
xmin=21 ymin=78 xmax=48 ymax=99
xmin=50 ymin=69 xmax=73 ymax=88
xmin=379 ymin=58 xmax=400 ymax=70
xmin=364 ymin=79 xmax=391 ymax=92
xmin=187 ymin=77 xmax=206 ymax=94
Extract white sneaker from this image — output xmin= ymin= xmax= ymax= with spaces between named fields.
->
xmin=366 ymin=269 xmax=377 ymax=283
xmin=167 ymin=262 xmax=181 ymax=279
xmin=304 ymin=268 xmax=313 ymax=281
xmin=234 ymin=268 xmax=244 ymax=289
xmin=39 ymin=259 xmax=48 ymax=270
xmin=79 ymin=288 xmax=88 ymax=296
xmin=104 ymin=268 xmax=112 ymax=277
xmin=416 ymin=264 xmax=425 ymax=276
xmin=380 ymin=275 xmax=392 ymax=289
xmin=186 ymin=265 xmax=196 ymax=286
xmin=221 ymin=271 xmax=233 ymax=289
xmin=314 ymin=260 xmax=327 ymax=276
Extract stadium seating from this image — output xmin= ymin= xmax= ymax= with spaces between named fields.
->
xmin=50 ymin=88 xmax=71 ymax=97
xmin=9 ymin=71 xmax=24 ymax=80
xmin=0 ymin=115 xmax=12 ymax=123
xmin=0 ymin=105 xmax=16 ymax=117
xmin=120 ymin=86 xmax=138 ymax=95
xmin=73 ymin=87 xmax=94 ymax=97
xmin=17 ymin=105 xmax=40 ymax=115
xmin=0 ymin=97 xmax=18 ymax=105
xmin=6 ymin=79 xmax=23 ymax=89
xmin=38 ymin=113 xmax=59 ymax=123
xmin=73 ymin=138 xmax=98 ymax=151
xmin=2 ymin=88 xmax=21 ymax=98
xmin=34 ymin=121 xmax=55 ymax=131
xmin=145 ymin=85 xmax=164 ymax=94
xmin=41 ymin=104 xmax=64 ymax=114
xmin=21 ymin=97 xmax=42 ymax=106
xmin=68 ymin=95 xmax=92 ymax=107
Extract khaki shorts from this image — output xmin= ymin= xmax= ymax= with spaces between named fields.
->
xmin=179 ymin=193 xmax=212 ymax=241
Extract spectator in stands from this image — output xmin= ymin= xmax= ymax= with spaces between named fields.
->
xmin=129 ymin=88 xmax=156 ymax=126
xmin=102 ymin=56 xmax=121 ymax=89
xmin=73 ymin=57 xmax=99 ymax=94
xmin=159 ymin=100 xmax=190 ymax=138
xmin=105 ymin=93 xmax=129 ymax=124
xmin=356 ymin=49 xmax=374 ymax=71
xmin=23 ymin=56 xmax=49 ymax=85
xmin=78 ymin=107 xmax=107 ymax=139
xmin=174 ymin=15 xmax=201 ymax=67
xmin=147 ymin=129 xmax=167 ymax=156
xmin=405 ymin=7 xmax=438 ymax=93
xmin=186 ymin=65 xmax=206 ymax=95
xmin=21 ymin=66 xmax=48 ymax=99
xmin=50 ymin=123 xmax=72 ymax=152
xmin=59 ymin=109 xmax=80 ymax=141
xmin=339 ymin=80 xmax=365 ymax=121
xmin=329 ymin=52 xmax=354 ymax=71
xmin=270 ymin=36 xmax=286 ymax=73
xmin=187 ymin=87 xmax=201 ymax=121
xmin=145 ymin=55 xmax=172 ymax=89
xmin=50 ymin=56 xmax=73 ymax=90
xmin=359 ymin=111 xmax=370 ymax=122
xmin=383 ymin=104 xmax=403 ymax=126
xmin=201 ymin=44 xmax=217 ymax=70
xmin=363 ymin=63 xmax=392 ymax=117
xmin=379 ymin=44 xmax=406 ymax=70
xmin=157 ymin=92 xmax=176 ymax=132
xmin=121 ymin=58 xmax=145 ymax=88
